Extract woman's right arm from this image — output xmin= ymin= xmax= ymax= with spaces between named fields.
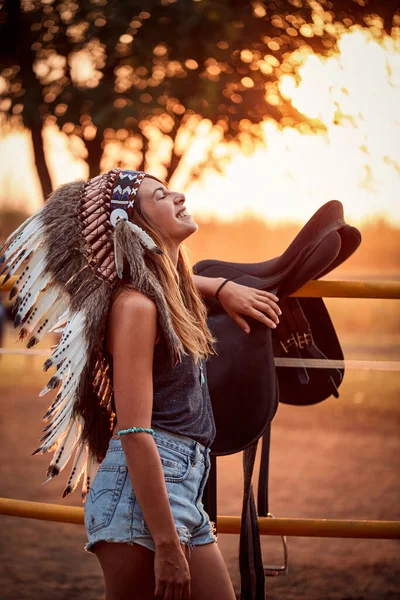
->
xmin=108 ymin=290 xmax=190 ymax=600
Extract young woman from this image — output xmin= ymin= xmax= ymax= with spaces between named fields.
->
xmin=83 ymin=175 xmax=281 ymax=600
xmin=1 ymin=169 xmax=280 ymax=600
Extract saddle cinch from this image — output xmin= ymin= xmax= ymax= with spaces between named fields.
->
xmin=192 ymin=200 xmax=362 ymax=600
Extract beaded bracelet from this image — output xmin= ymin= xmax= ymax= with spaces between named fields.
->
xmin=117 ymin=427 xmax=155 ymax=437
xmin=215 ymin=278 xmax=231 ymax=300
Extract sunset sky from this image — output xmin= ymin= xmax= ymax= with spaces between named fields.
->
xmin=0 ymin=26 xmax=399 ymax=226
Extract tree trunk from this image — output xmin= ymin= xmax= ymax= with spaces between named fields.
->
xmin=166 ymin=115 xmax=184 ymax=181
xmin=85 ymin=129 xmax=104 ymax=178
xmin=167 ymin=150 xmax=182 ymax=181
xmin=31 ymin=126 xmax=53 ymax=200
xmin=13 ymin=0 xmax=53 ymax=201
xmin=139 ymin=135 xmax=149 ymax=172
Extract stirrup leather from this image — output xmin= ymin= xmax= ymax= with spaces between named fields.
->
xmin=263 ymin=512 xmax=289 ymax=577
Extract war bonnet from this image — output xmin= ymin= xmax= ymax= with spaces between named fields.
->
xmin=0 ymin=169 xmax=186 ymax=499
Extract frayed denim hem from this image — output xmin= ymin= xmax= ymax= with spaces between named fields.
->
xmin=84 ymin=529 xmax=199 ymax=559
xmin=84 ymin=537 xmax=142 ymax=554
xmin=209 ymin=520 xmax=218 ymax=542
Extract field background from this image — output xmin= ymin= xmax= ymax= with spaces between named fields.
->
xmin=0 ymin=221 xmax=399 ymax=600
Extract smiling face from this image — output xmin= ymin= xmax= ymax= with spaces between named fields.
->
xmin=135 ymin=176 xmax=198 ymax=244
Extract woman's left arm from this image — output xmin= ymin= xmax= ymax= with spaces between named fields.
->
xmin=193 ymin=274 xmax=282 ymax=334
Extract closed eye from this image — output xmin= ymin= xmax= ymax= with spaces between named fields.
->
xmin=153 ymin=187 xmax=168 ymax=200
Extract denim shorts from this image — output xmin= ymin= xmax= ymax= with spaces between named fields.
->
xmin=84 ymin=426 xmax=217 ymax=557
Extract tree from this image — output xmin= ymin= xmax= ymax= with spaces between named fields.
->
xmin=0 ymin=0 xmax=398 ymax=195
xmin=0 ymin=0 xmax=53 ymax=197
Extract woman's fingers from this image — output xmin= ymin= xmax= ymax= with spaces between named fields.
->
xmin=162 ymin=583 xmax=174 ymax=600
xmin=154 ymin=581 xmax=165 ymax=600
xmin=255 ymin=291 xmax=282 ymax=317
xmin=218 ymin=282 xmax=283 ymax=332
xmin=244 ymin=294 xmax=283 ymax=329
xmin=164 ymin=585 xmax=173 ymax=600
xmin=252 ymin=298 xmax=281 ymax=324
xmin=256 ymin=289 xmax=279 ymax=302
xmin=248 ymin=305 xmax=279 ymax=329
xmin=183 ymin=580 xmax=191 ymax=600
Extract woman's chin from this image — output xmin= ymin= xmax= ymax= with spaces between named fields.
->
xmin=174 ymin=218 xmax=198 ymax=240
xmin=184 ymin=220 xmax=198 ymax=236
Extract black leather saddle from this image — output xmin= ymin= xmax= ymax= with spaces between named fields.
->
xmin=192 ymin=200 xmax=361 ymax=600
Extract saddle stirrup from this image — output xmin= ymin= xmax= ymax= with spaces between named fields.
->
xmin=263 ymin=513 xmax=289 ymax=577
xmin=257 ymin=424 xmax=289 ymax=577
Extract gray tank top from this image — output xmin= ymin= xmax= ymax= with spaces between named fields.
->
xmin=109 ymin=331 xmax=216 ymax=448
xmin=151 ymin=332 xmax=216 ymax=448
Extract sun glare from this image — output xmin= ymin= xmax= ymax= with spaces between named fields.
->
xmin=0 ymin=25 xmax=399 ymax=226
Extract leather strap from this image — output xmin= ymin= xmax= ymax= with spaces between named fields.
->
xmin=203 ymin=454 xmax=218 ymax=530
xmin=240 ymin=441 xmax=265 ymax=599
xmin=257 ymin=423 xmax=271 ymax=517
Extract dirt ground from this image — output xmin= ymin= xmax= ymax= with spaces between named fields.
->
xmin=0 ymin=337 xmax=399 ymax=600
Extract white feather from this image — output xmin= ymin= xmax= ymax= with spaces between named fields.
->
xmin=47 ymin=312 xmax=87 ymax=365
xmin=39 ymin=349 xmax=86 ymax=397
xmin=82 ymin=453 xmax=101 ymax=500
xmin=48 ymin=334 xmax=88 ymax=378
xmin=0 ymin=212 xmax=44 ymax=262
xmin=41 ymin=387 xmax=82 ymax=442
xmin=2 ymin=220 xmax=45 ymax=267
xmin=41 ymin=418 xmax=80 ymax=483
xmin=113 ymin=233 xmax=124 ymax=279
xmin=53 ymin=326 xmax=66 ymax=334
xmin=42 ymin=418 xmax=81 ymax=483
xmin=49 ymin=308 xmax=71 ymax=333
xmin=4 ymin=231 xmax=43 ymax=278
xmin=63 ymin=442 xmax=89 ymax=497
xmin=27 ymin=293 xmax=70 ymax=343
xmin=48 ymin=350 xmax=87 ymax=396
xmin=42 ymin=403 xmax=75 ymax=441
xmin=43 ymin=389 xmax=74 ymax=421
xmin=14 ymin=244 xmax=48 ymax=293
xmin=23 ymin=285 xmax=63 ymax=336
xmin=39 ymin=390 xmax=82 ymax=448
xmin=125 ymin=220 xmax=159 ymax=251
xmin=49 ymin=417 xmax=83 ymax=473
xmin=0 ymin=247 xmax=33 ymax=280
xmin=0 ymin=208 xmax=43 ymax=256
xmin=36 ymin=411 xmax=73 ymax=453
xmin=43 ymin=369 xmax=78 ymax=414
xmin=14 ymin=272 xmax=52 ymax=325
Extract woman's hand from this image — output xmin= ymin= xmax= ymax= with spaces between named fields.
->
xmin=217 ymin=280 xmax=282 ymax=334
xmin=154 ymin=542 xmax=191 ymax=600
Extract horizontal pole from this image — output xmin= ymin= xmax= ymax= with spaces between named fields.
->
xmin=1 ymin=347 xmax=399 ymax=372
xmin=222 ymin=516 xmax=400 ymax=539
xmin=0 ymin=497 xmax=83 ymax=526
xmin=293 ymin=279 xmax=400 ymax=299
xmin=1 ymin=498 xmax=399 ymax=539
xmin=1 ymin=275 xmax=399 ymax=299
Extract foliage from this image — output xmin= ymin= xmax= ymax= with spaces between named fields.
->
xmin=0 ymin=0 xmax=399 ymax=183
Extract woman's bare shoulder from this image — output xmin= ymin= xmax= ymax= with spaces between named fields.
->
xmin=113 ymin=287 xmax=154 ymax=307
xmin=106 ymin=289 xmax=159 ymax=358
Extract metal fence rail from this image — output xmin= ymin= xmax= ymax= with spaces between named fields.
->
xmin=1 ymin=497 xmax=399 ymax=539
xmin=2 ymin=276 xmax=400 ymax=298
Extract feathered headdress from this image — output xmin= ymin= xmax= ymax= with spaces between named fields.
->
xmin=0 ymin=169 xmax=185 ymax=500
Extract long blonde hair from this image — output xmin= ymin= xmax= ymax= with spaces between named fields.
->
xmin=111 ymin=182 xmax=218 ymax=364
